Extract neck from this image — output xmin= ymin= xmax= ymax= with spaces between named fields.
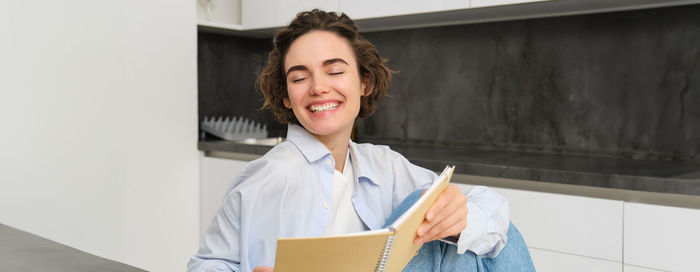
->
xmin=313 ymin=129 xmax=351 ymax=172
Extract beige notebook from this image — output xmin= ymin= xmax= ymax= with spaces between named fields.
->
xmin=273 ymin=165 xmax=455 ymax=272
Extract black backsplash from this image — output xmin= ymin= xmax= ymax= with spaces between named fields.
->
xmin=198 ymin=4 xmax=700 ymax=160
xmin=197 ymin=32 xmax=287 ymax=138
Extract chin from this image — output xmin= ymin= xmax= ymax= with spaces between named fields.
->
xmin=300 ymin=121 xmax=345 ymax=137
xmin=305 ymin=125 xmax=338 ymax=136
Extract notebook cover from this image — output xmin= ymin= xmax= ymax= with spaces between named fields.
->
xmin=274 ymin=230 xmax=391 ymax=272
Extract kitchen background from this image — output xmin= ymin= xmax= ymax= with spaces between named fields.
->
xmin=199 ymin=4 xmax=699 ymax=161
xmin=2 ymin=1 xmax=699 ymax=272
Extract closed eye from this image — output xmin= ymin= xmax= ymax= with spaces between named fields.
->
xmin=329 ymin=72 xmax=344 ymax=76
xmin=291 ymin=77 xmax=306 ymax=83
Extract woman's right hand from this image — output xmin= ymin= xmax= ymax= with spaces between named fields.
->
xmin=253 ymin=266 xmax=273 ymax=272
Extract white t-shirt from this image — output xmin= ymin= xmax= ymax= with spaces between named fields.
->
xmin=324 ymin=152 xmax=366 ymax=236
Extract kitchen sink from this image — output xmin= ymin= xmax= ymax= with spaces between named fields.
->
xmin=234 ymin=137 xmax=285 ymax=146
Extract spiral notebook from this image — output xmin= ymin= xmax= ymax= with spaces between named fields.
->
xmin=273 ymin=165 xmax=455 ymax=272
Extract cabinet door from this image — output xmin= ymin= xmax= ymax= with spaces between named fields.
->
xmin=338 ymin=0 xmax=469 ymax=20
xmin=242 ymin=0 xmax=340 ymax=29
xmin=199 ymin=154 xmax=248 ymax=239
xmin=530 ymin=248 xmax=621 ymax=272
xmin=197 ymin=0 xmax=242 ymax=27
xmin=624 ymin=202 xmax=700 ymax=272
xmin=456 ymin=184 xmax=623 ymax=262
xmin=470 ymin=0 xmax=552 ymax=9
xmin=624 ymin=265 xmax=665 ymax=272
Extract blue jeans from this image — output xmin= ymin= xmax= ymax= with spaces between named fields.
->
xmin=383 ymin=190 xmax=536 ymax=272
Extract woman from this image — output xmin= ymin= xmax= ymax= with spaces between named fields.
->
xmin=188 ymin=9 xmax=533 ymax=272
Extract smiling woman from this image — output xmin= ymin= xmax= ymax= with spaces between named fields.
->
xmin=188 ymin=9 xmax=533 ymax=272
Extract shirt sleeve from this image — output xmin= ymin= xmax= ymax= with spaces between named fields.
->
xmin=455 ymin=185 xmax=510 ymax=258
xmin=187 ymin=190 xmax=242 ymax=272
xmin=188 ymin=154 xmax=294 ymax=272
xmin=187 ymin=157 xmax=274 ymax=272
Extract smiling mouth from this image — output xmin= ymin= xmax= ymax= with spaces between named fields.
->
xmin=308 ymin=102 xmax=340 ymax=113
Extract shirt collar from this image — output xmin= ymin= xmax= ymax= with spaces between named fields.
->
xmin=286 ymin=124 xmax=331 ymax=164
xmin=286 ymin=124 xmax=381 ymax=186
xmin=348 ymin=139 xmax=380 ymax=186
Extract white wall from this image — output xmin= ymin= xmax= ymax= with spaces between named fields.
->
xmin=0 ymin=1 xmax=199 ymax=271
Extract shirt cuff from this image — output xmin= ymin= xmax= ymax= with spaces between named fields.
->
xmin=455 ymin=187 xmax=510 ymax=257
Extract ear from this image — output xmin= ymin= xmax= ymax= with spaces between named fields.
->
xmin=361 ymin=77 xmax=371 ymax=96
xmin=283 ymin=98 xmax=292 ymax=109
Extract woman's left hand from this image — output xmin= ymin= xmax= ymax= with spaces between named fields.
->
xmin=414 ymin=184 xmax=468 ymax=244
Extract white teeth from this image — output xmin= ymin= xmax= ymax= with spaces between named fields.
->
xmin=309 ymin=102 xmax=339 ymax=113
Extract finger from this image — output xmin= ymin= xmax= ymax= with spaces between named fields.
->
xmin=420 ymin=188 xmax=465 ymax=235
xmin=434 ymin=218 xmax=469 ymax=242
xmin=422 ymin=200 xmax=468 ymax=242
xmin=426 ymin=187 xmax=458 ymax=222
xmin=253 ymin=266 xmax=274 ymax=272
xmin=416 ymin=186 xmax=465 ymax=243
xmin=420 ymin=205 xmax=467 ymax=242
xmin=420 ymin=194 xmax=460 ymax=237
xmin=415 ymin=215 xmax=459 ymax=244
xmin=415 ymin=205 xmax=450 ymax=241
xmin=415 ymin=220 xmax=432 ymax=244
xmin=418 ymin=188 xmax=463 ymax=237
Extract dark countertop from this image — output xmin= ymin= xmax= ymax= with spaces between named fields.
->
xmin=0 ymin=223 xmax=146 ymax=272
xmin=198 ymin=140 xmax=700 ymax=197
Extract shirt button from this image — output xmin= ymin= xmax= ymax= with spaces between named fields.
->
xmin=323 ymin=202 xmax=329 ymax=209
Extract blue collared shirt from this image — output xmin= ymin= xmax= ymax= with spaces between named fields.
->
xmin=188 ymin=124 xmax=509 ymax=272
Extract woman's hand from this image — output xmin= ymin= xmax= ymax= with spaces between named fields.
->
xmin=253 ymin=266 xmax=273 ymax=272
xmin=414 ymin=184 xmax=468 ymax=244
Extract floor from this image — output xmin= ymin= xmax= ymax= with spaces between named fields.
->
xmin=0 ymin=223 xmax=146 ymax=272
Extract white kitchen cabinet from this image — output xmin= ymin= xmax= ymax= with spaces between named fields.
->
xmin=338 ymin=0 xmax=470 ymax=21
xmin=498 ymin=187 xmax=623 ymax=263
xmin=241 ymin=0 xmax=340 ymax=30
xmin=624 ymin=202 xmax=700 ymax=272
xmin=530 ymin=248 xmax=621 ymax=272
xmin=624 ymin=265 xmax=665 ymax=272
xmin=205 ymin=0 xmax=699 ymax=34
xmin=237 ymin=0 xmax=559 ymax=30
xmin=197 ymin=0 xmax=243 ymax=30
xmin=199 ymin=154 xmax=248 ymax=239
xmin=470 ymin=0 xmax=552 ymax=9
xmin=338 ymin=0 xmax=558 ymax=20
xmin=456 ymin=184 xmax=624 ymax=263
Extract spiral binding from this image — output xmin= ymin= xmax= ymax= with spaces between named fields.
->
xmin=375 ymin=229 xmax=396 ymax=272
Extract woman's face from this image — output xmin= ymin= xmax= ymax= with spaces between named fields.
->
xmin=283 ymin=30 xmax=366 ymax=140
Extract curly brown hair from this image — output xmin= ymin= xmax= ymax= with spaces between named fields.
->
xmin=258 ymin=9 xmax=392 ymax=124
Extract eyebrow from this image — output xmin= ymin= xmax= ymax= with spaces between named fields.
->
xmin=285 ymin=58 xmax=349 ymax=76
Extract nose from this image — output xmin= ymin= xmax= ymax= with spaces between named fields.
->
xmin=308 ymin=75 xmax=330 ymax=96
